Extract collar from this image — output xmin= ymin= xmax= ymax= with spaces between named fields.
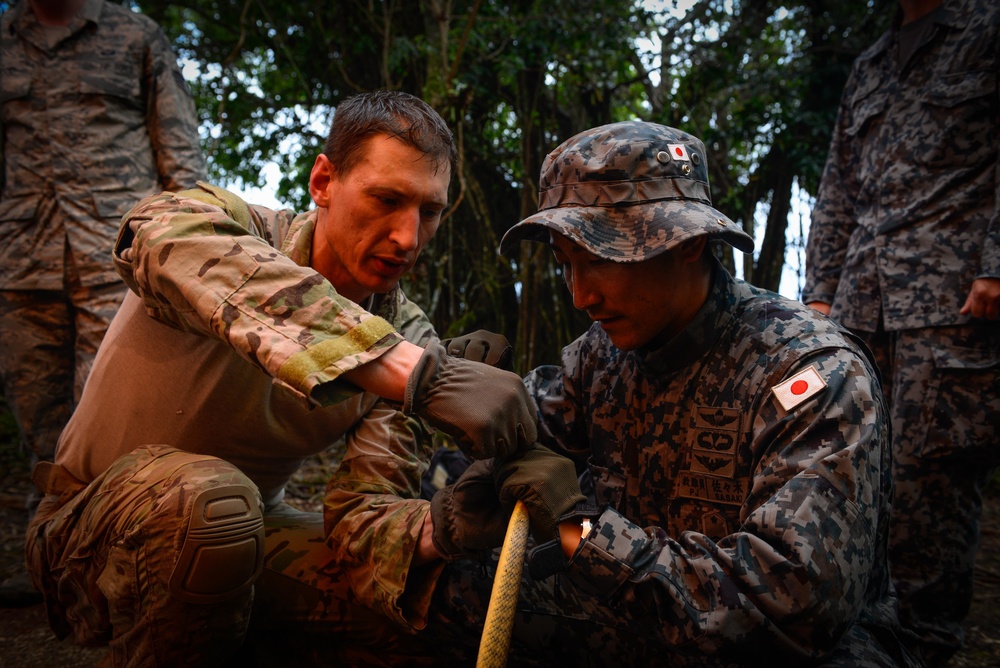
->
xmin=10 ymin=0 xmax=104 ymax=45
xmin=637 ymin=258 xmax=736 ymax=375
xmin=77 ymin=0 xmax=103 ymax=24
xmin=868 ymin=0 xmax=964 ymax=58
xmin=281 ymin=208 xmax=318 ymax=268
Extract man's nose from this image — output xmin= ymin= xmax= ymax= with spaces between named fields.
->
xmin=570 ymin=271 xmax=600 ymax=311
xmin=389 ymin=208 xmax=421 ymax=251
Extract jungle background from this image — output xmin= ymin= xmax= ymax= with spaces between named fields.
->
xmin=1 ymin=0 xmax=998 ymax=665
xmin=145 ymin=0 xmax=891 ymax=371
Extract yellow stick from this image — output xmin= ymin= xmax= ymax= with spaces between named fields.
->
xmin=476 ymin=500 xmax=530 ymax=668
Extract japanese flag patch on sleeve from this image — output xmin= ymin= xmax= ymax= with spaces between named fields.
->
xmin=772 ymin=365 xmax=827 ymax=412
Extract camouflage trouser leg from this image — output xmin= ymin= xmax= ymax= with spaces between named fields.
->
xmin=247 ymin=503 xmax=435 ymax=666
xmin=861 ymin=324 xmax=1000 ymax=667
xmin=25 ymin=445 xmax=426 ymax=667
xmin=0 ymin=279 xmax=126 ymax=462
xmin=25 ymin=445 xmax=262 ymax=667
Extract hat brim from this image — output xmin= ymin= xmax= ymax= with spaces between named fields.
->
xmin=499 ymin=200 xmax=755 ymax=261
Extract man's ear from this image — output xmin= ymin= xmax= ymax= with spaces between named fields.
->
xmin=309 ymin=154 xmax=334 ymax=207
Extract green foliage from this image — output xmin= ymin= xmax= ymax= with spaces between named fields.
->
xmin=133 ymin=0 xmax=892 ymax=367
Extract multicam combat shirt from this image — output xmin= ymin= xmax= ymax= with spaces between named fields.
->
xmin=523 ymin=261 xmax=902 ymax=663
xmin=56 ymin=184 xmax=434 ymax=508
xmin=0 ymin=0 xmax=207 ymax=289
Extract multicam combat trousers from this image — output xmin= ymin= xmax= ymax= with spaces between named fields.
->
xmin=24 ymin=445 xmax=422 ymax=667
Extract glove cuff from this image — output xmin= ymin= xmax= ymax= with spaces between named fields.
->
xmin=557 ymin=502 xmax=600 ymax=525
xmin=403 ymin=341 xmax=447 ymax=416
xmin=429 ymin=486 xmax=467 ymax=561
xmin=527 ymin=538 xmax=567 ymax=580
xmin=516 ymin=488 xmax=587 ymax=542
xmin=526 ymin=501 xmax=597 ymax=580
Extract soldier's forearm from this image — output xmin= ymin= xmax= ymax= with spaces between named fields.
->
xmin=341 ymin=340 xmax=423 ymax=402
xmin=413 ymin=512 xmax=443 ymax=566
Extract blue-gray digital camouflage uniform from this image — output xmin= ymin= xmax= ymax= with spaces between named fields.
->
xmin=802 ymin=1 xmax=1000 ymax=665
xmin=325 ymin=121 xmax=916 ymax=666
xmin=0 ymin=0 xmax=207 ymax=464
xmin=425 ymin=263 xmax=911 ymax=667
xmin=24 ymin=184 xmax=440 ymax=666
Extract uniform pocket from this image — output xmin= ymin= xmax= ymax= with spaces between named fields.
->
xmin=0 ymin=74 xmax=31 ymax=105
xmin=0 ymin=194 xmax=38 ymax=222
xmin=918 ymin=327 xmax=1000 ymax=458
xmin=914 ymin=69 xmax=995 ymax=168
xmin=97 ymin=536 xmax=143 ymax=635
xmin=845 ymin=81 xmax=888 ymax=139
xmin=79 ymin=69 xmax=142 ymax=110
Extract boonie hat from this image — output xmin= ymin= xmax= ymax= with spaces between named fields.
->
xmin=499 ymin=121 xmax=754 ymax=261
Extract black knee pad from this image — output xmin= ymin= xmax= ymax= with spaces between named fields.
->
xmin=168 ymin=484 xmax=265 ymax=604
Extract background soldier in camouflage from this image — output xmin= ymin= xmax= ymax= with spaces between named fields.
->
xmin=803 ymin=1 xmax=1000 ymax=665
xmin=326 ymin=120 xmax=918 ymax=666
xmin=23 ymin=90 xmax=537 ymax=666
xmin=0 ymin=0 xmax=207 ymax=465
xmin=0 ymin=0 xmax=207 ymax=607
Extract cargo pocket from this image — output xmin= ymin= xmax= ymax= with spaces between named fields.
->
xmin=96 ymin=530 xmax=143 ymax=637
xmin=918 ymin=328 xmax=1000 ymax=458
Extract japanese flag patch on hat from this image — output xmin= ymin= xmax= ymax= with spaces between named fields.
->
xmin=667 ymin=143 xmax=690 ymax=161
xmin=772 ymin=365 xmax=827 ymax=412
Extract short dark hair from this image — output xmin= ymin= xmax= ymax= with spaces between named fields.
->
xmin=323 ymin=90 xmax=458 ymax=179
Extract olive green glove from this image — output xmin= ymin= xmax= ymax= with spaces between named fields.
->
xmin=441 ymin=329 xmax=514 ymax=370
xmin=430 ymin=459 xmax=508 ymax=560
xmin=404 ymin=340 xmax=537 ymax=460
xmin=495 ymin=445 xmax=586 ymax=543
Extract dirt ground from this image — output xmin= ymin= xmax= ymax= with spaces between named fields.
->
xmin=1 ymin=407 xmax=998 ymax=667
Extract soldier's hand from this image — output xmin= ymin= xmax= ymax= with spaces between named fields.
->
xmin=403 ymin=341 xmax=537 ymax=460
xmin=806 ymin=301 xmax=831 ymax=316
xmin=430 ymin=459 xmax=507 ymax=560
xmin=495 ymin=445 xmax=586 ymax=543
xmin=960 ymin=278 xmax=1000 ymax=320
xmin=441 ymin=329 xmax=514 ymax=370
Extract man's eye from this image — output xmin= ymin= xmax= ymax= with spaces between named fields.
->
xmin=378 ymin=196 xmax=398 ymax=206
